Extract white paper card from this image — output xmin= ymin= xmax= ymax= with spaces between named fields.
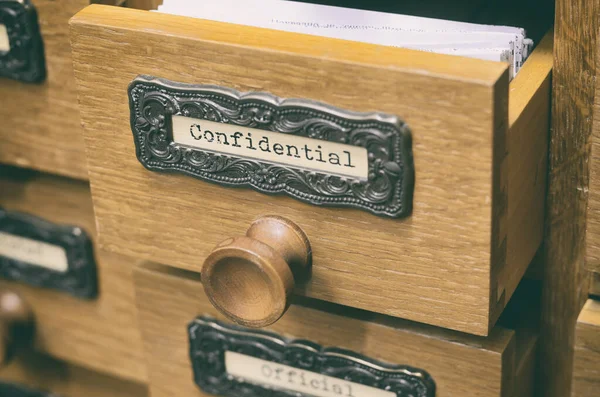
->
xmin=225 ymin=351 xmax=396 ymax=397
xmin=0 ymin=24 xmax=9 ymax=53
xmin=0 ymin=231 xmax=68 ymax=272
xmin=157 ymin=0 xmax=533 ymax=77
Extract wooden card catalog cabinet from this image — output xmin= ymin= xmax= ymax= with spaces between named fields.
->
xmin=586 ymin=64 xmax=600 ymax=274
xmin=0 ymin=167 xmax=146 ymax=383
xmin=134 ymin=263 xmax=538 ymax=397
xmin=71 ymin=5 xmax=552 ymax=336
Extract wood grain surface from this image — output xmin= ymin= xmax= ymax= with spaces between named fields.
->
xmin=70 ymin=5 xmax=550 ymax=335
xmin=572 ymin=299 xmax=600 ymax=397
xmin=538 ymin=1 xmax=600 ymax=396
xmin=0 ymin=1 xmax=125 ymax=180
xmin=134 ymin=262 xmax=538 ymax=397
xmin=0 ymin=352 xmax=147 ymax=397
xmin=0 ymin=166 xmax=146 ymax=383
xmin=586 ymin=4 xmax=600 ymax=275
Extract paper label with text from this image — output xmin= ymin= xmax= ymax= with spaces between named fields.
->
xmin=172 ymin=115 xmax=369 ymax=181
xmin=0 ymin=24 xmax=9 ymax=53
xmin=225 ymin=351 xmax=396 ymax=397
xmin=0 ymin=231 xmax=68 ymax=272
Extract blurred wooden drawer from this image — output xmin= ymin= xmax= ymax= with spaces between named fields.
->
xmin=572 ymin=299 xmax=600 ymax=397
xmin=0 ymin=166 xmax=146 ymax=383
xmin=134 ymin=263 xmax=538 ymax=397
xmin=0 ymin=352 xmax=147 ymax=397
xmin=70 ymin=5 xmax=552 ymax=335
xmin=0 ymin=0 xmax=153 ymax=180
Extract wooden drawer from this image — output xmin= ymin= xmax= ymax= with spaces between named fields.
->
xmin=0 ymin=352 xmax=147 ymax=397
xmin=0 ymin=0 xmax=156 ymax=180
xmin=0 ymin=166 xmax=146 ymax=383
xmin=572 ymin=299 xmax=600 ymax=397
xmin=70 ymin=5 xmax=552 ymax=335
xmin=134 ymin=263 xmax=538 ymax=397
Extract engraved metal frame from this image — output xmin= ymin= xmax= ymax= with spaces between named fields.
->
xmin=189 ymin=316 xmax=435 ymax=397
xmin=0 ymin=0 xmax=45 ymax=83
xmin=129 ymin=75 xmax=414 ymax=218
xmin=0 ymin=381 xmax=57 ymax=397
xmin=0 ymin=208 xmax=98 ymax=299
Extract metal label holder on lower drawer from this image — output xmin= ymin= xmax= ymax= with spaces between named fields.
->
xmin=0 ymin=0 xmax=46 ymax=83
xmin=128 ymin=75 xmax=414 ymax=218
xmin=188 ymin=316 xmax=436 ymax=397
xmin=0 ymin=208 xmax=98 ymax=299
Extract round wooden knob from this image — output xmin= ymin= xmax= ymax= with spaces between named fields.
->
xmin=0 ymin=290 xmax=33 ymax=366
xmin=202 ymin=216 xmax=311 ymax=328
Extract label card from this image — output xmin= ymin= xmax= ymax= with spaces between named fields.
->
xmin=188 ymin=317 xmax=435 ymax=397
xmin=0 ymin=0 xmax=46 ymax=83
xmin=0 ymin=24 xmax=9 ymax=52
xmin=225 ymin=351 xmax=396 ymax=397
xmin=0 ymin=208 xmax=98 ymax=299
xmin=172 ymin=116 xmax=369 ymax=181
xmin=129 ymin=75 xmax=414 ymax=218
xmin=0 ymin=231 xmax=68 ymax=272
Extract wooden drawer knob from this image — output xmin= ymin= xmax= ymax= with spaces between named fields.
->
xmin=202 ymin=216 xmax=311 ymax=328
xmin=0 ymin=290 xmax=33 ymax=366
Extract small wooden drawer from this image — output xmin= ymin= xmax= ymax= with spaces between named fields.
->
xmin=572 ymin=299 xmax=600 ymax=397
xmin=0 ymin=0 xmax=154 ymax=180
xmin=134 ymin=263 xmax=538 ymax=397
xmin=70 ymin=5 xmax=552 ymax=335
xmin=0 ymin=352 xmax=147 ymax=397
xmin=0 ymin=166 xmax=146 ymax=383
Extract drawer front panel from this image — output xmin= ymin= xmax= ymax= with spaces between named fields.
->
xmin=71 ymin=5 xmax=551 ymax=335
xmin=0 ymin=167 xmax=146 ymax=383
xmin=134 ymin=262 xmax=538 ymax=397
xmin=0 ymin=0 xmax=95 ymax=180
xmin=0 ymin=1 xmax=143 ymax=180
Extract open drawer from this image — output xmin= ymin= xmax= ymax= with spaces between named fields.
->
xmin=134 ymin=263 xmax=539 ymax=397
xmin=70 ymin=5 xmax=552 ymax=335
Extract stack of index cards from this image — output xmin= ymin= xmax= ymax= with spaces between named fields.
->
xmin=157 ymin=0 xmax=533 ymax=78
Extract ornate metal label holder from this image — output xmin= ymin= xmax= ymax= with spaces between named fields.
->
xmin=0 ymin=0 xmax=46 ymax=83
xmin=129 ymin=75 xmax=414 ymax=218
xmin=188 ymin=316 xmax=436 ymax=397
xmin=0 ymin=208 xmax=98 ymax=299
